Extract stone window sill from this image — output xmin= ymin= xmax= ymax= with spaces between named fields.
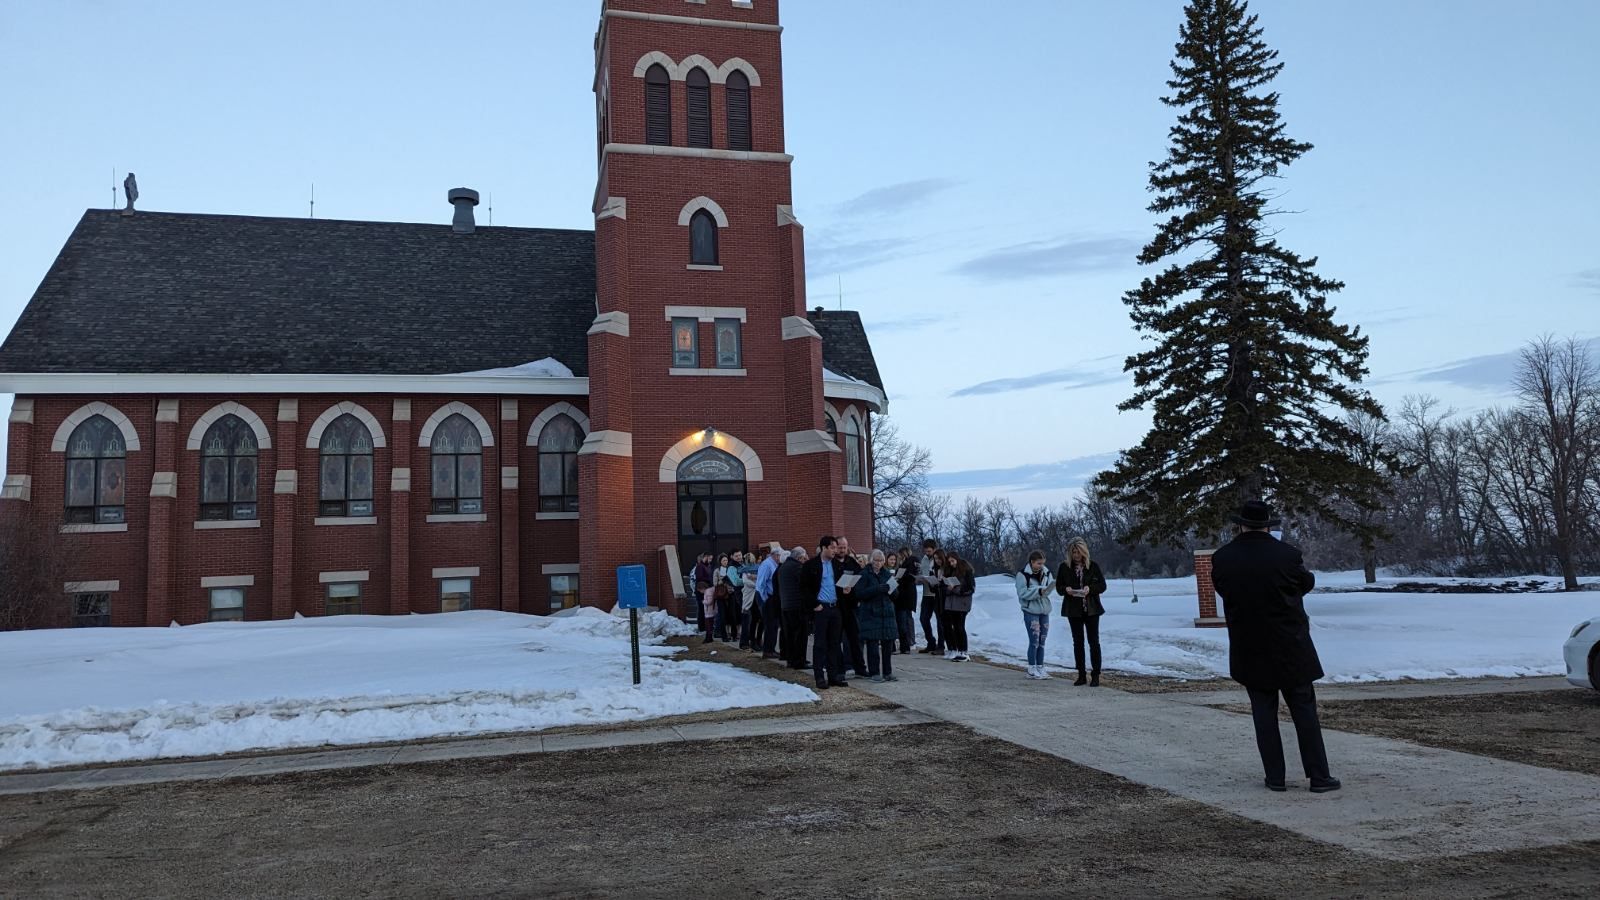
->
xmin=535 ymin=511 xmax=580 ymax=521
xmin=314 ymin=516 xmax=378 ymax=527
xmin=668 ymin=367 xmax=746 ymax=377
xmin=194 ymin=520 xmax=261 ymax=530
xmin=60 ymin=523 xmax=128 ymax=534
xmin=843 ymin=484 xmax=872 ymax=495
xmin=685 ymin=264 xmax=724 ymax=271
xmin=426 ymin=513 xmax=488 ymax=524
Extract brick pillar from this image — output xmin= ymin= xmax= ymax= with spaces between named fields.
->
xmin=2 ymin=398 xmax=35 ymax=505
xmin=272 ymin=399 xmax=299 ymax=620
xmin=389 ymin=399 xmax=412 ymax=616
xmin=145 ymin=399 xmax=179 ymax=626
xmin=579 ymin=449 xmax=634 ymax=611
xmin=499 ymin=398 xmax=521 ymax=612
xmin=1194 ymin=549 xmax=1225 ymax=627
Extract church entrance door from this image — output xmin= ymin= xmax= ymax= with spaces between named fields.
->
xmin=676 ymin=448 xmax=748 ymax=621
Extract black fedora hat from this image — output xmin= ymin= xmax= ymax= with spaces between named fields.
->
xmin=1231 ymin=499 xmax=1281 ymax=528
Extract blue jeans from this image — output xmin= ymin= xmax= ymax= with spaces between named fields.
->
xmin=1024 ymin=612 xmax=1050 ymax=667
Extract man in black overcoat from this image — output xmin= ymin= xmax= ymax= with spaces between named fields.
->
xmin=1211 ymin=500 xmax=1340 ymax=794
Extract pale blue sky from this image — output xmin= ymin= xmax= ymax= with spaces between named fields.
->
xmin=2 ymin=1 xmax=1596 ymax=504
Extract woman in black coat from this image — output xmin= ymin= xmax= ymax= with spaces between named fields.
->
xmin=891 ymin=549 xmax=918 ymax=654
xmin=1055 ymin=537 xmax=1108 ymax=686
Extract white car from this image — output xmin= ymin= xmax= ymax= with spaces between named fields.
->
xmin=1566 ymin=617 xmax=1600 ymax=690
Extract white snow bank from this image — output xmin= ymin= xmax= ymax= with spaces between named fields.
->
xmin=0 ymin=609 xmax=812 ymax=771
xmin=962 ymin=571 xmax=1600 ymax=682
xmin=459 ymin=357 xmax=575 ymax=378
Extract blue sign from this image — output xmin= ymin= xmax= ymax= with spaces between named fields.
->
xmin=616 ymin=565 xmax=649 ymax=610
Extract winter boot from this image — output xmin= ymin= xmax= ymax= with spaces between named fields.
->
xmin=1074 ymin=671 xmax=1088 ymax=686
xmin=1090 ymin=670 xmax=1101 ymax=687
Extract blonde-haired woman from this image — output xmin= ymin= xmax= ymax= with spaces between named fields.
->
xmin=1055 ymin=537 xmax=1108 ymax=686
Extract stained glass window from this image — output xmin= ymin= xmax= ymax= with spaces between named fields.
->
xmin=430 ymin=413 xmax=484 ymax=515
xmin=843 ymin=415 xmax=864 ymax=487
xmin=715 ymin=319 xmax=741 ymax=368
xmin=199 ymin=414 xmax=259 ymax=521
xmin=64 ymin=415 xmax=127 ymax=524
xmin=538 ymin=413 xmax=583 ymax=513
xmin=319 ymin=414 xmax=376 ymax=517
xmin=672 ymin=318 xmax=698 ymax=368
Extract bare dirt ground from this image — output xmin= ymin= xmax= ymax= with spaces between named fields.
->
xmin=2 ymin=724 xmax=1597 ymax=899
xmin=1289 ymin=688 xmax=1600 ymax=778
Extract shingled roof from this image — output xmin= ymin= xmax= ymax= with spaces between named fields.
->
xmin=0 ymin=209 xmax=884 ymax=392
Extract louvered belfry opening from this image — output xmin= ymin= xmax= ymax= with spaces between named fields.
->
xmin=725 ymin=70 xmax=751 ymax=152
xmin=685 ymin=67 xmax=712 ymax=149
xmin=645 ymin=64 xmax=672 ymax=146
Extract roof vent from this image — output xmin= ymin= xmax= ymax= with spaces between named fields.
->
xmin=449 ymin=187 xmax=480 ymax=234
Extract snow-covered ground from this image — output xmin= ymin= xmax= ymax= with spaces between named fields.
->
xmin=0 ymin=609 xmax=815 ymax=771
xmin=964 ymin=570 xmax=1600 ymax=682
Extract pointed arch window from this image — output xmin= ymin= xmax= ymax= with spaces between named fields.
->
xmin=690 ymin=209 xmax=719 ymax=265
xmin=65 ymin=415 xmax=127 ymax=524
xmin=538 ymin=414 xmax=583 ymax=513
xmin=319 ymin=414 xmax=375 ymax=517
xmin=725 ymin=70 xmax=752 ymax=151
xmin=842 ymin=415 xmax=865 ymax=487
xmin=644 ymin=64 xmax=672 ymax=146
xmin=430 ymin=414 xmax=484 ymax=515
xmin=200 ymin=414 xmax=259 ymax=521
xmin=685 ymin=67 xmax=712 ymax=148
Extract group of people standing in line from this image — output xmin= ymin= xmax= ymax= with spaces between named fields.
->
xmin=687 ymin=534 xmax=1111 ymax=690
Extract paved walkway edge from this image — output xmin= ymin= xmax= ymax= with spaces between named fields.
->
xmin=0 ymin=708 xmax=938 ymax=796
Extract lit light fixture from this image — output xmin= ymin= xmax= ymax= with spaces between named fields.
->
xmin=703 ymin=426 xmax=718 ymax=441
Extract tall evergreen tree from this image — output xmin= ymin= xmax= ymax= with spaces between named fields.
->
xmin=1097 ymin=0 xmax=1392 ymax=545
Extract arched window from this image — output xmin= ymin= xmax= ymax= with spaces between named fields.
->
xmin=690 ymin=209 xmax=719 ymax=265
xmin=685 ymin=67 xmax=711 ymax=148
xmin=65 ymin=415 xmax=127 ymax=524
xmin=538 ymin=414 xmax=583 ymax=512
xmin=430 ymin=414 xmax=483 ymax=515
xmin=843 ymin=415 xmax=864 ymax=487
xmin=644 ymin=63 xmax=671 ymax=146
xmin=319 ymin=414 xmax=375 ymax=517
xmin=825 ymin=414 xmax=838 ymax=440
xmin=200 ymin=414 xmax=259 ymax=521
xmin=725 ymin=70 xmax=751 ymax=152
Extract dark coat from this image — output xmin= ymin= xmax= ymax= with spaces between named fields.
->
xmin=892 ymin=563 xmax=918 ymax=612
xmin=1055 ymin=560 xmax=1107 ymax=618
xmin=692 ymin=560 xmax=714 ymax=592
xmin=1211 ymin=531 xmax=1324 ymax=690
xmin=941 ymin=568 xmax=976 ymax=613
xmin=800 ymin=555 xmax=845 ymax=608
xmin=835 ymin=554 xmax=863 ymax=614
xmin=777 ymin=557 xmax=806 ymax=611
xmin=852 ymin=565 xmax=898 ymax=641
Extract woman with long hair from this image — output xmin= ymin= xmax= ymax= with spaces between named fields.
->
xmin=1015 ymin=549 xmax=1054 ymax=679
xmin=941 ymin=552 xmax=976 ymax=662
xmin=714 ymin=553 xmax=737 ymax=643
xmin=891 ymin=548 xmax=918 ymax=654
xmin=1055 ymin=537 xmax=1108 ymax=685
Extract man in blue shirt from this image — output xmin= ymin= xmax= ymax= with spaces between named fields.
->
xmin=754 ymin=545 xmax=783 ymax=659
xmin=800 ymin=535 xmax=847 ymax=689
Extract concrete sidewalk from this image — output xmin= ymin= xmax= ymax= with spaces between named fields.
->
xmin=0 ymin=707 xmax=937 ymax=797
xmin=862 ymin=653 xmax=1600 ymax=861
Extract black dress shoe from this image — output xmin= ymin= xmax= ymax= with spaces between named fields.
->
xmin=1265 ymin=779 xmax=1287 ymax=792
xmin=831 ymin=679 xmax=849 ymax=688
xmin=815 ymin=681 xmax=830 ymax=690
xmin=1310 ymin=778 xmax=1342 ymax=794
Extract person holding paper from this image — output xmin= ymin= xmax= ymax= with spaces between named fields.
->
xmin=1055 ymin=537 xmax=1108 ymax=686
xmin=778 ymin=545 xmax=810 ymax=670
xmin=941 ymin=553 xmax=976 ymax=661
xmin=853 ymin=550 xmax=899 ymax=682
xmin=835 ymin=536 xmax=868 ymax=678
xmin=1015 ymin=550 xmax=1055 ymax=679
xmin=891 ymin=549 xmax=918 ymax=654
xmin=916 ymin=540 xmax=944 ymax=654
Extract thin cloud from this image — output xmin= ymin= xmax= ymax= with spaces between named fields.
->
xmin=954 ymin=236 xmax=1141 ymax=281
xmin=836 ymin=178 xmax=958 ymax=218
xmin=928 ymin=452 xmax=1120 ymax=493
xmin=806 ymin=235 xmax=913 ymax=276
xmin=1381 ymin=337 xmax=1600 ymax=391
xmin=951 ymin=361 xmax=1124 ymax=398
xmin=1575 ymin=269 xmax=1600 ymax=295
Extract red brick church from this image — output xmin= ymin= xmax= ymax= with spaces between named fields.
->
xmin=0 ymin=0 xmax=883 ymax=628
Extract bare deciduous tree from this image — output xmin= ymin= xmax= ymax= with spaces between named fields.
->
xmin=0 ymin=507 xmax=71 ymax=631
xmin=1513 ymin=336 xmax=1600 ymax=589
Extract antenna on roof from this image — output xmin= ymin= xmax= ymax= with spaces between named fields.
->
xmin=487 ymin=192 xmax=494 ymax=226
xmin=309 ymin=183 xmax=315 ymax=219
xmin=837 ymin=275 xmax=843 ymax=311
xmin=111 ymin=168 xmax=117 ymax=210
